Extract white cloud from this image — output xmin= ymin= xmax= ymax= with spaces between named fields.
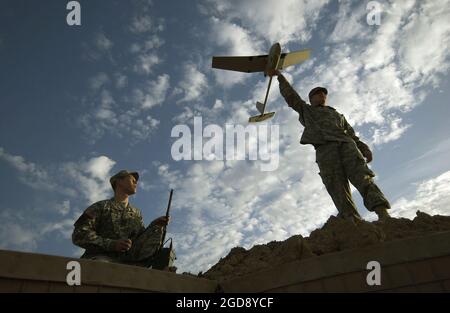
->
xmin=386 ymin=138 xmax=450 ymax=204
xmin=176 ymin=63 xmax=208 ymax=103
xmin=143 ymin=35 xmax=164 ymax=50
xmin=408 ymin=138 xmax=450 ymax=165
xmin=115 ymin=73 xmax=128 ymax=89
xmin=398 ymin=1 xmax=450 ymax=86
xmin=41 ymin=217 xmax=78 ymax=239
xmin=135 ymin=53 xmax=160 ymax=74
xmin=392 ymin=170 xmax=450 ymax=219
xmin=89 ymin=72 xmax=109 ymax=90
xmin=84 ymin=156 xmax=116 ymax=181
xmin=129 ymin=115 xmax=160 ymax=140
xmin=94 ymin=89 xmax=117 ymax=121
xmin=0 ymin=205 xmax=81 ymax=253
xmin=0 ymin=148 xmax=116 ymax=204
xmin=128 ymin=9 xmax=165 ymax=76
xmin=209 ymin=17 xmax=261 ymax=56
xmin=0 ymin=147 xmax=57 ymax=191
xmin=0 ymin=150 xmax=121 ymax=252
xmin=140 ymin=74 xmax=170 ymax=109
xmin=78 ymin=1 xmax=166 ymax=143
xmin=0 ymin=147 xmax=46 ymax=177
xmin=0 ymin=221 xmax=38 ymax=251
xmin=0 ymin=199 xmax=78 ymax=251
xmin=208 ymin=17 xmax=263 ymax=88
xmin=204 ymin=0 xmax=329 ymax=44
xmin=328 ymin=1 xmax=369 ymax=43
xmin=95 ymin=32 xmax=113 ymax=51
xmin=130 ymin=15 xmax=153 ymax=33
xmin=203 ymin=0 xmax=328 ymax=87
xmin=54 ymin=200 xmax=71 ymax=216
xmin=212 ymin=99 xmax=223 ymax=109
xmin=172 ymin=106 xmax=195 ymax=124
xmin=213 ymin=70 xmax=249 ymax=90
xmin=82 ymin=31 xmax=116 ymax=62
xmin=79 ymin=85 xmax=161 ymax=143
xmin=62 ymin=156 xmax=116 ymax=203
xmin=371 ymin=115 xmax=411 ymax=145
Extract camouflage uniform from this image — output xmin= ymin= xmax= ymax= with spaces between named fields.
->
xmin=72 ymin=198 xmax=164 ymax=266
xmin=278 ymin=74 xmax=390 ymax=219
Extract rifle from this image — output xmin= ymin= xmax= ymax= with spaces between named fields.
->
xmin=160 ymin=188 xmax=173 ymax=251
xmin=152 ymin=189 xmax=176 ymax=270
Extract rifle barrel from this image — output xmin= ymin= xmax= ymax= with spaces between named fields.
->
xmin=165 ymin=189 xmax=173 ymax=218
xmin=161 ymin=189 xmax=173 ymax=250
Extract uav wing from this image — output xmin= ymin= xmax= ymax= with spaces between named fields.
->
xmin=212 ymin=55 xmax=268 ymax=73
xmin=277 ymin=49 xmax=311 ymax=70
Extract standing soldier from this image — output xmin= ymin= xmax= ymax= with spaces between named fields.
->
xmin=271 ymin=70 xmax=391 ymax=221
xmin=72 ymin=170 xmax=173 ymax=268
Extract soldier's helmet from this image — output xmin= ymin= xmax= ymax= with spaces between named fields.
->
xmin=308 ymin=86 xmax=328 ymax=102
xmin=110 ymin=170 xmax=139 ymax=190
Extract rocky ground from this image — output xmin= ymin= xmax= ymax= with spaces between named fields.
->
xmin=200 ymin=211 xmax=450 ymax=282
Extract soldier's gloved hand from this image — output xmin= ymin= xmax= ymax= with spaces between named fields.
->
xmin=363 ymin=150 xmax=373 ymax=163
xmin=152 ymin=216 xmax=170 ymax=227
xmin=114 ymin=239 xmax=132 ymax=252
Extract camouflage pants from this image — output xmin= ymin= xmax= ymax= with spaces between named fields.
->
xmin=88 ymin=225 xmax=163 ymax=266
xmin=125 ymin=224 xmax=163 ymax=263
xmin=315 ymin=141 xmax=390 ymax=219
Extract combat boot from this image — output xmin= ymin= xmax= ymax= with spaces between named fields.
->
xmin=374 ymin=207 xmax=391 ymax=221
xmin=337 ymin=212 xmax=363 ymax=225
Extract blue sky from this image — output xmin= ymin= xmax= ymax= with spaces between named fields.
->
xmin=1 ymin=0 xmax=449 ymax=274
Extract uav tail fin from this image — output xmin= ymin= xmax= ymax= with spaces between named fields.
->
xmin=256 ymin=101 xmax=265 ymax=114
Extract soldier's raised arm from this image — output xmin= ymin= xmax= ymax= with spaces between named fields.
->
xmin=277 ymin=73 xmax=308 ymax=126
xmin=72 ymin=201 xmax=116 ymax=252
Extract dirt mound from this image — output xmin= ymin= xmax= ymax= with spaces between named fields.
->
xmin=306 ymin=215 xmax=385 ymax=255
xmin=201 ymin=235 xmax=314 ymax=281
xmin=374 ymin=211 xmax=450 ymax=241
xmin=203 ymin=211 xmax=450 ymax=282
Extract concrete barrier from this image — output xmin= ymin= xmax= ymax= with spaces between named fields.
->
xmin=220 ymin=230 xmax=450 ymax=292
xmin=1 ymin=230 xmax=450 ymax=292
xmin=0 ymin=250 xmax=218 ymax=293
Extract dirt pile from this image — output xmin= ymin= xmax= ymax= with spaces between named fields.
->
xmin=200 ymin=235 xmax=314 ymax=281
xmin=203 ymin=211 xmax=450 ymax=281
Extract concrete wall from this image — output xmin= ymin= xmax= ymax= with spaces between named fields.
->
xmin=220 ymin=231 xmax=450 ymax=293
xmin=0 ymin=250 xmax=217 ymax=293
xmin=1 ymin=230 xmax=450 ymax=293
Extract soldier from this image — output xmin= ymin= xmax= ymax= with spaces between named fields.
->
xmin=72 ymin=170 xmax=172 ymax=268
xmin=270 ymin=70 xmax=391 ymax=221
